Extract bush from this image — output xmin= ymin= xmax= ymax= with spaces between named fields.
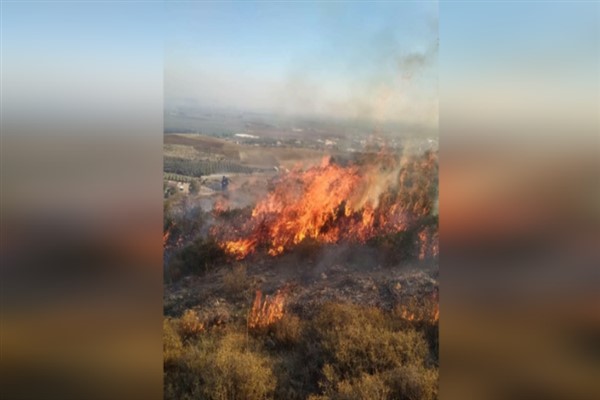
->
xmin=164 ymin=301 xmax=438 ymax=400
xmin=311 ymin=372 xmax=390 ymax=400
xmin=187 ymin=333 xmax=276 ymax=400
xmin=311 ymin=303 xmax=429 ymax=378
xmin=367 ymin=230 xmax=417 ymax=265
xmin=168 ymin=236 xmax=226 ymax=277
xmin=272 ymin=314 xmax=303 ymax=347
xmin=223 ymin=264 xmax=248 ymax=296
xmin=178 ymin=309 xmax=205 ymax=341
xmin=163 ymin=319 xmax=183 ymax=367
xmin=386 ymin=365 xmax=438 ymax=400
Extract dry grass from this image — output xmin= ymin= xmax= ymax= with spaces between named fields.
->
xmin=223 ymin=264 xmax=248 ymax=296
xmin=178 ymin=309 xmax=205 ymax=340
xmin=164 ymin=301 xmax=438 ymax=400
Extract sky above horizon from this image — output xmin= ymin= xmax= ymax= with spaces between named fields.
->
xmin=3 ymin=1 xmax=596 ymax=136
xmin=165 ymin=2 xmax=439 ymax=129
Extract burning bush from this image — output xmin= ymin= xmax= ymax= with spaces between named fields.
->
xmin=248 ymin=290 xmax=286 ymax=331
xmin=218 ymin=151 xmax=438 ymax=260
xmin=178 ymin=309 xmax=205 ymax=340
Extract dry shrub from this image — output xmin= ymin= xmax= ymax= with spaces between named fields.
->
xmin=272 ymin=314 xmax=303 ymax=346
xmin=393 ymin=295 xmax=439 ymax=325
xmin=312 ymin=303 xmax=429 ymax=377
xmin=187 ymin=333 xmax=276 ymax=400
xmin=305 ymin=302 xmax=438 ymax=400
xmin=223 ymin=264 xmax=247 ymax=295
xmin=310 ymin=371 xmax=390 ymax=400
xmin=386 ymin=365 xmax=438 ymax=400
xmin=165 ymin=301 xmax=438 ymax=400
xmin=310 ymin=367 xmax=437 ymax=400
xmin=163 ymin=319 xmax=183 ymax=367
xmin=178 ymin=309 xmax=205 ymax=340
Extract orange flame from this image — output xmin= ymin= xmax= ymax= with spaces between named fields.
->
xmin=418 ymin=227 xmax=439 ymax=261
xmin=163 ymin=229 xmax=170 ymax=247
xmin=397 ymin=301 xmax=439 ymax=324
xmin=220 ymin=152 xmax=437 ymax=259
xmin=248 ymin=289 xmax=286 ymax=330
xmin=212 ymin=197 xmax=230 ymax=216
xmin=223 ymin=238 xmax=258 ymax=260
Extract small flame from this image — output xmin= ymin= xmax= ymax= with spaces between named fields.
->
xmin=213 ymin=197 xmax=230 ymax=216
xmin=418 ymin=227 xmax=439 ymax=261
xmin=223 ymin=238 xmax=257 ymax=260
xmin=396 ymin=291 xmax=439 ymax=324
xmin=163 ymin=229 xmax=171 ymax=246
xmin=248 ymin=289 xmax=286 ymax=330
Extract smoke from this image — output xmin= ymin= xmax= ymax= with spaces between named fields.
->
xmin=268 ymin=6 xmax=438 ymax=131
xmin=397 ymin=40 xmax=439 ymax=81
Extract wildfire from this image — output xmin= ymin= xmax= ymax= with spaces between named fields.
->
xmin=163 ymin=229 xmax=170 ymax=247
xmin=223 ymin=238 xmax=257 ymax=260
xmin=219 ymin=151 xmax=437 ymax=259
xmin=248 ymin=289 xmax=286 ymax=330
xmin=396 ymin=301 xmax=439 ymax=324
xmin=396 ymin=290 xmax=439 ymax=324
xmin=212 ymin=197 xmax=230 ymax=216
xmin=418 ymin=226 xmax=439 ymax=261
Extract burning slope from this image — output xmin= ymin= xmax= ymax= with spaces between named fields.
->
xmin=221 ymin=151 xmax=438 ymax=260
